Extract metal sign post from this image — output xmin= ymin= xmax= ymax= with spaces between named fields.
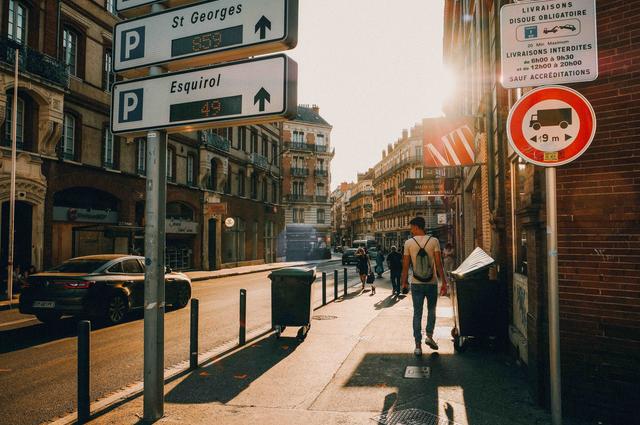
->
xmin=546 ymin=167 xmax=561 ymax=425
xmin=7 ymin=47 xmax=19 ymax=306
xmin=143 ymin=3 xmax=167 ymax=421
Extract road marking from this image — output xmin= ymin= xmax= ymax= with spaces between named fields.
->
xmin=0 ymin=318 xmax=35 ymax=328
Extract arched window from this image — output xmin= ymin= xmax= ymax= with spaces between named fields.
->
xmin=8 ymin=0 xmax=28 ymax=44
xmin=4 ymin=95 xmax=24 ymax=149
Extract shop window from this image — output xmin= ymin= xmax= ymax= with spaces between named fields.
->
xmin=222 ymin=217 xmax=246 ymax=263
xmin=8 ymin=0 xmax=28 ymax=44
xmin=62 ymin=27 xmax=78 ymax=76
xmin=136 ymin=138 xmax=146 ymax=175
xmin=252 ymin=221 xmax=258 ymax=260
xmin=187 ymin=154 xmax=196 ymax=186
xmin=166 ymin=202 xmax=194 ymax=220
xmin=264 ymin=220 xmax=275 ymax=263
xmin=4 ymin=95 xmax=24 ymax=149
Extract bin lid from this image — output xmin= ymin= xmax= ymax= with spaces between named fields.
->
xmin=452 ymin=247 xmax=495 ymax=279
xmin=268 ymin=266 xmax=317 ymax=279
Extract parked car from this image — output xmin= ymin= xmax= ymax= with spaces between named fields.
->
xmin=19 ymin=255 xmax=192 ymax=325
xmin=342 ymin=248 xmax=358 ymax=265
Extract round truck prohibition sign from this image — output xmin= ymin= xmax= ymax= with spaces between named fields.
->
xmin=507 ymin=85 xmax=596 ymax=167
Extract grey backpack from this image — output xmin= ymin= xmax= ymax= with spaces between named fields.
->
xmin=412 ymin=237 xmax=433 ymax=282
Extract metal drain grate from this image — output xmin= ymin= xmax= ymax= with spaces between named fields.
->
xmin=312 ymin=315 xmax=338 ymax=320
xmin=373 ymin=408 xmax=459 ymax=425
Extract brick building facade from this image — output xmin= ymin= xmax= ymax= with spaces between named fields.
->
xmin=443 ymin=0 xmax=640 ymax=423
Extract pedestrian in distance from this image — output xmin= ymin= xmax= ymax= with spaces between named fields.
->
xmin=375 ymin=249 xmax=385 ymax=278
xmin=387 ymin=246 xmax=403 ymax=296
xmin=355 ymin=247 xmax=375 ymax=295
xmin=401 ymin=216 xmax=448 ymax=356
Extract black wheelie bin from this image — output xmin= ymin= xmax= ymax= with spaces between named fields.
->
xmin=450 ymin=248 xmax=507 ymax=352
xmin=269 ymin=266 xmax=316 ymax=341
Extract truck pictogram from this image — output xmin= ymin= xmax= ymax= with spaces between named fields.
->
xmin=529 ymin=108 xmax=572 ymax=130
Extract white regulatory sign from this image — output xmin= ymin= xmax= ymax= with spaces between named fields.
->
xmin=114 ymin=0 xmax=298 ymax=76
xmin=500 ymin=0 xmax=598 ymax=88
xmin=110 ymin=54 xmax=297 ymax=135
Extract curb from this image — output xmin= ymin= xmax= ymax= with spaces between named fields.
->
xmin=188 ymin=259 xmax=342 ymax=283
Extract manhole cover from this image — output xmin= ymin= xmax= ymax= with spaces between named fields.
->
xmin=373 ymin=408 xmax=458 ymax=425
xmin=312 ymin=315 xmax=338 ymax=320
xmin=404 ymin=366 xmax=431 ymax=379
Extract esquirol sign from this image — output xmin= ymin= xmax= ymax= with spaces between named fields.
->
xmin=500 ymin=0 xmax=598 ymax=88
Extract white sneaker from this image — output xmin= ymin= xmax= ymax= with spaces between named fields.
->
xmin=414 ymin=347 xmax=422 ymax=356
xmin=425 ymin=336 xmax=439 ymax=350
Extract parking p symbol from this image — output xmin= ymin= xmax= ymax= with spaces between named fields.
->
xmin=121 ymin=27 xmax=145 ymax=61
xmin=119 ymin=89 xmax=144 ymax=123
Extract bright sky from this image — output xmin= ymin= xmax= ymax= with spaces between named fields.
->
xmin=286 ymin=0 xmax=449 ymax=189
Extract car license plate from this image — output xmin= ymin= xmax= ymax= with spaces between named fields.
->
xmin=33 ymin=301 xmax=55 ymax=308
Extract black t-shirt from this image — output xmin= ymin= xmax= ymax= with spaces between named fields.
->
xmin=387 ymin=251 xmax=403 ymax=271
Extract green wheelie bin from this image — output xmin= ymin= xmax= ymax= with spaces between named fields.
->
xmin=268 ymin=266 xmax=316 ymax=341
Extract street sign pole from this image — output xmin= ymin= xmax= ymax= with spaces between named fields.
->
xmin=546 ymin=167 xmax=562 ymax=425
xmin=7 ymin=47 xmax=19 ymax=306
xmin=143 ymin=3 xmax=167 ymax=421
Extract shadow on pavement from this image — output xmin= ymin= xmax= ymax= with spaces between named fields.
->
xmin=166 ymin=333 xmax=301 ymax=404
xmin=374 ymin=294 xmax=402 ymax=310
xmin=347 ymin=345 xmax=544 ymax=425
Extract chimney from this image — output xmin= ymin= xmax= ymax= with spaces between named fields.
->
xmin=312 ymin=104 xmax=320 ymax=114
xmin=382 ymin=150 xmax=387 ymax=159
xmin=402 ymin=129 xmax=408 ymax=140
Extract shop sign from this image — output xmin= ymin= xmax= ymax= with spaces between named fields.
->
xmin=206 ymin=203 xmax=227 ymax=215
xmin=437 ymin=214 xmax=447 ymax=225
xmin=401 ymin=178 xmax=455 ymax=196
xmin=166 ymin=219 xmax=198 ymax=234
xmin=500 ymin=0 xmax=598 ymax=88
xmin=53 ymin=207 xmax=119 ymax=224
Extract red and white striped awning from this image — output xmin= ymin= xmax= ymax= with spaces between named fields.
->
xmin=423 ymin=117 xmax=478 ymax=167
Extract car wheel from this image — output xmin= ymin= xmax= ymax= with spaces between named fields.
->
xmin=174 ymin=283 xmax=191 ymax=309
xmin=106 ymin=294 xmax=129 ymax=325
xmin=35 ymin=312 xmax=62 ymax=324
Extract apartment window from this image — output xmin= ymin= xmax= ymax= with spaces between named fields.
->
xmin=61 ymin=112 xmax=76 ymax=160
xmin=317 ymin=209 xmax=325 ymax=224
xmin=250 ymin=130 xmax=258 ymax=153
xmin=103 ymin=49 xmax=113 ymax=91
xmin=237 ymin=169 xmax=245 ymax=196
xmin=292 ymin=131 xmax=304 ymax=144
xmin=216 ymin=127 xmax=233 ymax=143
xmin=167 ymin=146 xmax=176 ymax=182
xmin=415 ymin=167 xmax=423 ymax=179
xmin=316 ymin=134 xmax=326 ymax=146
xmin=271 ymin=181 xmax=278 ymax=203
xmin=4 ymin=95 xmax=24 ymax=149
xmin=252 ymin=221 xmax=258 ymax=260
xmin=209 ymin=159 xmax=217 ymax=190
xmin=293 ymin=208 xmax=304 ymax=223
xmin=316 ymin=183 xmax=325 ymax=196
xmin=262 ymin=136 xmax=269 ymax=158
xmin=102 ymin=127 xmax=114 ymax=168
xmin=293 ymin=181 xmax=304 ymax=196
xmin=415 ymin=146 xmax=423 ymax=158
xmin=271 ymin=143 xmax=278 ymax=166
xmin=8 ymin=0 xmax=27 ymax=44
xmin=105 ymin=0 xmax=116 ymax=14
xmin=316 ymin=159 xmax=325 ymax=171
xmin=63 ymin=28 xmax=78 ymax=76
xmin=262 ymin=179 xmax=268 ymax=202
xmin=238 ymin=126 xmax=247 ymax=151
xmin=187 ymin=154 xmax=195 ymax=186
xmin=136 ymin=138 xmax=146 ymax=175
xmin=251 ymin=174 xmax=258 ymax=199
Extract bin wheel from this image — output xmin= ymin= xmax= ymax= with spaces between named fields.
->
xmin=275 ymin=325 xmax=286 ymax=338
xmin=297 ymin=325 xmax=310 ymax=341
xmin=453 ymin=335 xmax=466 ymax=353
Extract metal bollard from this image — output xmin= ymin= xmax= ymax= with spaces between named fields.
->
xmin=77 ymin=320 xmax=91 ymax=424
xmin=334 ymin=270 xmax=338 ymax=300
xmin=239 ymin=289 xmax=246 ymax=346
xmin=190 ymin=299 xmax=199 ymax=370
xmin=343 ymin=268 xmax=348 ymax=296
xmin=322 ymin=272 xmax=327 ymax=305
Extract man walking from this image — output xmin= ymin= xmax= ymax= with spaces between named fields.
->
xmin=386 ymin=246 xmax=403 ymax=296
xmin=401 ymin=217 xmax=447 ymax=356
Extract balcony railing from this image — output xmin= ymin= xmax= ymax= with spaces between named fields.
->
xmin=315 ymin=169 xmax=329 ymax=177
xmin=315 ymin=195 xmax=328 ymax=203
xmin=285 ymin=194 xmax=314 ymax=203
xmin=290 ymin=167 xmax=309 ymax=177
xmin=0 ymin=36 xmax=69 ymax=88
xmin=202 ymin=131 xmax=230 ymax=152
xmin=373 ymin=155 xmax=424 ymax=183
xmin=250 ymin=153 xmax=269 ymax=170
xmin=284 ymin=142 xmax=313 ymax=151
xmin=315 ymin=145 xmax=328 ymax=153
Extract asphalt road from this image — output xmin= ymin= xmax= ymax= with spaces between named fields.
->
xmin=0 ymin=260 xmax=364 ymax=425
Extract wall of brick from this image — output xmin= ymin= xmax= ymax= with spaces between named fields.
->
xmin=552 ymin=1 xmax=640 ymax=421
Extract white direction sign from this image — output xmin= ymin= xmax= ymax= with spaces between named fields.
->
xmin=114 ymin=0 xmax=297 ymax=76
xmin=111 ymin=54 xmax=297 ymax=135
xmin=500 ymin=0 xmax=598 ymax=88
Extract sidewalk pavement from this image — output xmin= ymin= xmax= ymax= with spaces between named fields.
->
xmin=85 ymin=275 xmax=575 ymax=425
xmin=0 ymin=257 xmax=342 ymax=311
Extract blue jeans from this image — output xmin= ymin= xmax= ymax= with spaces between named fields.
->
xmin=411 ymin=283 xmax=438 ymax=343
xmin=390 ymin=270 xmax=401 ymax=293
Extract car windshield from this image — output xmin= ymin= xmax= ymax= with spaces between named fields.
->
xmin=50 ymin=260 xmax=109 ymax=273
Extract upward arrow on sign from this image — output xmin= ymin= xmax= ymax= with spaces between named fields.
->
xmin=254 ymin=88 xmax=271 ymax=112
xmin=255 ymin=16 xmax=272 ymax=40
